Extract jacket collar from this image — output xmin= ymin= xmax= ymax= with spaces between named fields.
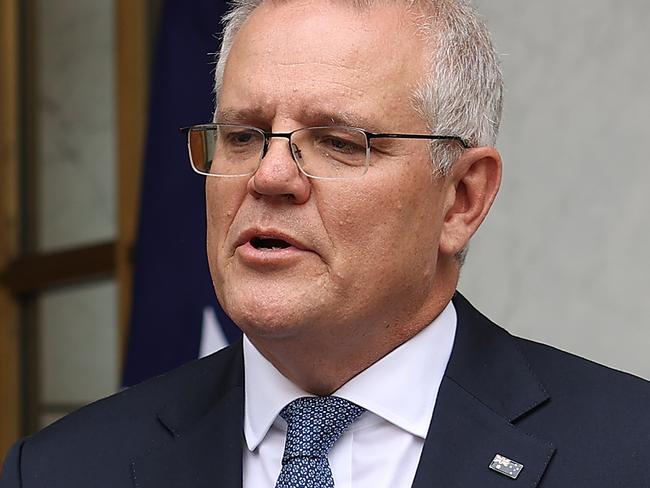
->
xmin=412 ymin=292 xmax=555 ymax=487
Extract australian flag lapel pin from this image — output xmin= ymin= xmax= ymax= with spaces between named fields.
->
xmin=489 ymin=454 xmax=524 ymax=479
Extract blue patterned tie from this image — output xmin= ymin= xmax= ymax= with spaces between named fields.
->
xmin=275 ymin=396 xmax=365 ymax=488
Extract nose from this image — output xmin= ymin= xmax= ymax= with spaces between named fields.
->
xmin=247 ymin=137 xmax=311 ymax=204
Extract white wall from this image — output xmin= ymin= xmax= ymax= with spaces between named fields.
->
xmin=459 ymin=1 xmax=650 ymax=379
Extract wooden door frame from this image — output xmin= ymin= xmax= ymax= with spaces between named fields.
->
xmin=116 ymin=0 xmax=151 ymax=367
xmin=0 ymin=0 xmax=20 ymax=460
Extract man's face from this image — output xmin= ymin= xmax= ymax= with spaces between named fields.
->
xmin=207 ymin=1 xmax=453 ymax=345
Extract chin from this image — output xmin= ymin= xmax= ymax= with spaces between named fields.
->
xmin=217 ymin=284 xmax=319 ymax=339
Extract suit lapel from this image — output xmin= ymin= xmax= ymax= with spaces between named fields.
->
xmin=131 ymin=342 xmax=245 ymax=488
xmin=412 ymin=293 xmax=556 ymax=487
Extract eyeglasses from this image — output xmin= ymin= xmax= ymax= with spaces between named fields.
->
xmin=181 ymin=123 xmax=469 ymax=180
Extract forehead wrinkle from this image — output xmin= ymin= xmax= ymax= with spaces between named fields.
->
xmin=271 ymin=60 xmax=370 ymax=95
xmin=274 ymin=58 xmax=367 ymax=70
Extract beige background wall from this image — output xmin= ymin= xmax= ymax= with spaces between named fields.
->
xmin=460 ymin=1 xmax=650 ymax=379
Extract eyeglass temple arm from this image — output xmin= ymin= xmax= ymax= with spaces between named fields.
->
xmin=367 ymin=132 xmax=469 ymax=149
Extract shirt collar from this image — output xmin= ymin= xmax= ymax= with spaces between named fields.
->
xmin=243 ymin=301 xmax=457 ymax=451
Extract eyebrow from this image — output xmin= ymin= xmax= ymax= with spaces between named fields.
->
xmin=308 ymin=111 xmax=385 ymax=133
xmin=215 ymin=107 xmax=271 ymax=126
xmin=215 ymin=106 xmax=385 ymax=133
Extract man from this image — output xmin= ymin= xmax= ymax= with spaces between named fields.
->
xmin=2 ymin=0 xmax=649 ymax=487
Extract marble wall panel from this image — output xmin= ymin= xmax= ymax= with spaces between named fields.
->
xmin=460 ymin=0 xmax=650 ymax=379
xmin=39 ymin=280 xmax=119 ymax=405
xmin=35 ymin=0 xmax=116 ymax=251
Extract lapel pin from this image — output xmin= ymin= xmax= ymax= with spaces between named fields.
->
xmin=489 ymin=454 xmax=524 ymax=479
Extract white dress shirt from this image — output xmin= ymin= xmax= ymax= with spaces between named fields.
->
xmin=242 ymin=301 xmax=457 ymax=488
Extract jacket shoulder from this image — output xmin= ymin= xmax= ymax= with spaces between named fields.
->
xmin=1 ymin=343 xmax=243 ymax=487
xmin=515 ymin=335 xmax=650 ymax=403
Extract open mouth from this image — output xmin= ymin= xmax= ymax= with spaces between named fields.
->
xmin=250 ymin=236 xmax=292 ymax=250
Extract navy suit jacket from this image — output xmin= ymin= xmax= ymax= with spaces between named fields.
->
xmin=1 ymin=293 xmax=649 ymax=487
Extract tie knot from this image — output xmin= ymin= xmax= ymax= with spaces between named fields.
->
xmin=279 ymin=396 xmax=365 ymax=462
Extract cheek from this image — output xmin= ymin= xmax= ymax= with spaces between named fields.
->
xmin=205 ymin=179 xmax=247 ymax=250
xmin=319 ymin=168 xmax=443 ymax=281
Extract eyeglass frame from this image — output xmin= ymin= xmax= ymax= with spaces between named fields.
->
xmin=180 ymin=123 xmax=470 ymax=180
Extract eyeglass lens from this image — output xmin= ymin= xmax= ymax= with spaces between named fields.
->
xmin=188 ymin=125 xmax=369 ymax=179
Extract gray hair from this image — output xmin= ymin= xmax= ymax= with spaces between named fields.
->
xmin=213 ymin=0 xmax=503 ymax=176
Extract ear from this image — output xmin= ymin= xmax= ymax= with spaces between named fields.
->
xmin=439 ymin=147 xmax=502 ymax=257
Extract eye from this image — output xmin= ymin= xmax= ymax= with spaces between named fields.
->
xmin=226 ymin=129 xmax=256 ymax=145
xmin=320 ymin=136 xmax=364 ymax=154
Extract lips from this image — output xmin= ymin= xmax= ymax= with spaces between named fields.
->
xmin=235 ymin=228 xmax=312 ymax=254
xmin=233 ymin=228 xmax=315 ymax=266
xmin=250 ymin=236 xmax=292 ymax=250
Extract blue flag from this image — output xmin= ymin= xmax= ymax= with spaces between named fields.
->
xmin=122 ymin=0 xmax=240 ymax=387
